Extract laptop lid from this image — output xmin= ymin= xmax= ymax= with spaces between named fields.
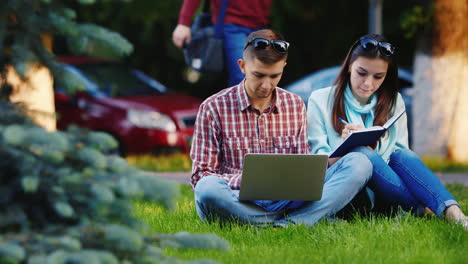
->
xmin=239 ymin=154 xmax=328 ymax=201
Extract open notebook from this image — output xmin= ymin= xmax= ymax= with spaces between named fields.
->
xmin=329 ymin=109 xmax=406 ymax=158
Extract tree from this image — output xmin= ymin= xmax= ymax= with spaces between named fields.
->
xmin=410 ymin=0 xmax=468 ymax=161
xmin=0 ymin=0 xmax=133 ymax=131
xmin=0 ymin=1 xmax=228 ymax=262
xmin=0 ymin=106 xmax=228 ymax=263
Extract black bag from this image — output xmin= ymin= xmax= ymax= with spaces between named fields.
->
xmin=183 ymin=0 xmax=229 ymax=72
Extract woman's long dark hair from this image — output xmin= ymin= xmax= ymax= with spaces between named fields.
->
xmin=332 ymin=34 xmax=399 ymax=133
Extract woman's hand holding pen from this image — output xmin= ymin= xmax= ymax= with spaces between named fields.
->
xmin=339 ymin=118 xmax=363 ymax=140
xmin=328 ymin=118 xmax=364 ymax=166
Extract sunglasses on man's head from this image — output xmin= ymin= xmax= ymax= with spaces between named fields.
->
xmin=359 ymin=37 xmax=395 ymax=57
xmin=244 ymin=38 xmax=290 ymax=54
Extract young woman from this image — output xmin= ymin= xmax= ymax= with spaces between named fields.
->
xmin=307 ymin=34 xmax=467 ymax=228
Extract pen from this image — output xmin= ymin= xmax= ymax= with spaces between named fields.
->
xmin=338 ymin=117 xmax=349 ymax=125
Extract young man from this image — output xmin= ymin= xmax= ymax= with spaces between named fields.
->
xmin=190 ymin=29 xmax=373 ymax=227
xmin=172 ymin=0 xmax=274 ymax=86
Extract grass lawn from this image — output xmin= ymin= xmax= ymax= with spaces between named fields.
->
xmin=134 ymin=184 xmax=468 ymax=264
xmin=126 ymin=153 xmax=468 ymax=174
xmin=126 ymin=153 xmax=192 ymax=172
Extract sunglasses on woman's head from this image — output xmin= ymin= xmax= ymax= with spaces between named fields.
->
xmin=359 ymin=37 xmax=395 ymax=57
xmin=244 ymin=38 xmax=290 ymax=54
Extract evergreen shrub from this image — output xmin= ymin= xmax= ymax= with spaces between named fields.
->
xmin=0 ymin=102 xmax=228 ymax=264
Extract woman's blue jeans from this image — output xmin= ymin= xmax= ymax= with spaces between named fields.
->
xmin=352 ymin=147 xmax=459 ymax=217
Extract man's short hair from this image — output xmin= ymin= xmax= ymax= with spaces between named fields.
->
xmin=243 ymin=29 xmax=288 ymax=64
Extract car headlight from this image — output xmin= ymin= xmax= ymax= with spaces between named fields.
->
xmin=127 ymin=109 xmax=176 ymax=132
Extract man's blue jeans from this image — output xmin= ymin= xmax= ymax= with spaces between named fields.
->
xmin=193 ymin=152 xmax=372 ymax=227
xmin=352 ymin=147 xmax=459 ymax=217
xmin=223 ymin=24 xmax=262 ymax=87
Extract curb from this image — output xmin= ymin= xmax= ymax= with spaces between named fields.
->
xmin=434 ymin=173 xmax=468 ymax=186
xmin=147 ymin=171 xmax=191 ymax=184
xmin=147 ymin=171 xmax=468 ymax=186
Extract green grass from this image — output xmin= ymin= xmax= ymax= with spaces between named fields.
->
xmin=127 ymin=154 xmax=468 ymax=174
xmin=423 ymin=157 xmax=468 ymax=173
xmin=126 ymin=153 xmax=192 ymax=172
xmin=134 ymin=184 xmax=468 ymax=264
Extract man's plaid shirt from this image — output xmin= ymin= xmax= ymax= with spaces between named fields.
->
xmin=190 ymin=81 xmax=310 ymax=189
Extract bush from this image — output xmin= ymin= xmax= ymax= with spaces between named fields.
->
xmin=0 ymin=102 xmax=228 ymax=264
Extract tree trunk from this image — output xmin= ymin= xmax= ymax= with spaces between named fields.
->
xmin=412 ymin=0 xmax=468 ymax=162
xmin=8 ymin=65 xmax=56 ymax=132
xmin=7 ymin=34 xmax=56 ymax=132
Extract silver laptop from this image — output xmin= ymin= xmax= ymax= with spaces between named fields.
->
xmin=238 ymin=153 xmax=328 ymax=201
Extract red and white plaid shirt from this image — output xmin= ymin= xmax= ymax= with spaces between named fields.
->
xmin=190 ymin=81 xmax=310 ymax=189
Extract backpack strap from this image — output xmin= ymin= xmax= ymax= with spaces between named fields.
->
xmin=213 ymin=0 xmax=229 ymax=39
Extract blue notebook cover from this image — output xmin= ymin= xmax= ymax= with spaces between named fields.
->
xmin=329 ymin=109 xmax=405 ymax=158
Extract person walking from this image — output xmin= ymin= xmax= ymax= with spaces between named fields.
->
xmin=172 ymin=0 xmax=274 ymax=86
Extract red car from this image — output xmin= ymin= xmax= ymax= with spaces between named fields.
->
xmin=54 ymin=57 xmax=202 ymax=155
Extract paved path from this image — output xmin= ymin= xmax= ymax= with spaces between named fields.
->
xmin=149 ymin=171 xmax=468 ymax=186
xmin=434 ymin=173 xmax=468 ymax=186
xmin=149 ymin=171 xmax=191 ymax=184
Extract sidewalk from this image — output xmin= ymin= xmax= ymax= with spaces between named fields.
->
xmin=149 ymin=171 xmax=468 ymax=186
